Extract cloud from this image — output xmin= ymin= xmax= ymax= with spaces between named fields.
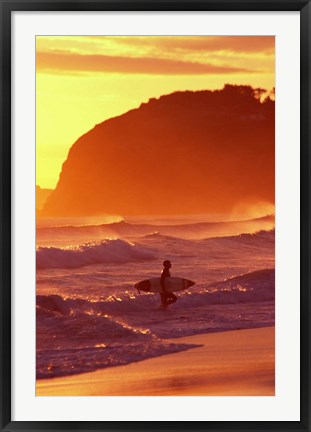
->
xmin=36 ymin=51 xmax=257 ymax=75
xmin=83 ymin=35 xmax=275 ymax=55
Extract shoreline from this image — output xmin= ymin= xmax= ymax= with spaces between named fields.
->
xmin=36 ymin=326 xmax=275 ymax=396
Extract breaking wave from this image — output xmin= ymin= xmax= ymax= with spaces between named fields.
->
xmin=36 ymin=268 xmax=274 ymax=317
xmin=36 ymin=239 xmax=155 ymax=269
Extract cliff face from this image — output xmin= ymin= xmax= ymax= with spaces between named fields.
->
xmin=42 ymin=86 xmax=275 ymax=217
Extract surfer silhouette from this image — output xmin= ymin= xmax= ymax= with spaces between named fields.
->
xmin=160 ymin=260 xmax=177 ymax=309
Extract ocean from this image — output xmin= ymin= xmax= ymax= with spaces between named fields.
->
xmin=36 ymin=217 xmax=275 ymax=379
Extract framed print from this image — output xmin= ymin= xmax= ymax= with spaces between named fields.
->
xmin=1 ymin=0 xmax=310 ymax=430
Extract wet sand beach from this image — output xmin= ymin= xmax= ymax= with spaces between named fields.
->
xmin=37 ymin=326 xmax=275 ymax=396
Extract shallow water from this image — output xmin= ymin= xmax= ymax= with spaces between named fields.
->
xmin=36 ymin=219 xmax=275 ymax=378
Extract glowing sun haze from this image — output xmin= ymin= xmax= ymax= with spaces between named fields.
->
xmin=36 ymin=36 xmax=274 ymax=190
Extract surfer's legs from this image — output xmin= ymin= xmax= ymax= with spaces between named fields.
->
xmin=166 ymin=292 xmax=177 ymax=305
xmin=160 ymin=291 xmax=177 ymax=307
xmin=160 ymin=293 xmax=167 ymax=306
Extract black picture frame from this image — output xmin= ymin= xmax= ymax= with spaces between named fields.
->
xmin=1 ymin=0 xmax=310 ymax=430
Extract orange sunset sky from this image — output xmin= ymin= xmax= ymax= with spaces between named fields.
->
xmin=36 ymin=36 xmax=275 ymax=190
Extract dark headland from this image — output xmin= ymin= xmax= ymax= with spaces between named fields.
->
xmin=41 ymin=85 xmax=274 ymax=217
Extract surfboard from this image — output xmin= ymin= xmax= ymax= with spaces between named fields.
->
xmin=135 ymin=277 xmax=195 ymax=293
